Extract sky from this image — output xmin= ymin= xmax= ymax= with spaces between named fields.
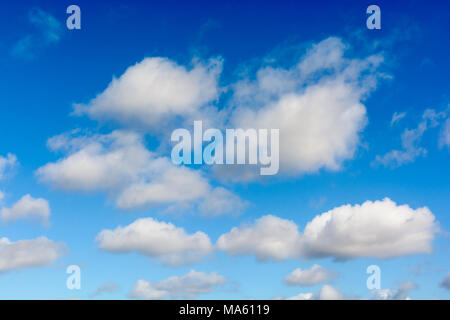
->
xmin=0 ymin=0 xmax=449 ymax=300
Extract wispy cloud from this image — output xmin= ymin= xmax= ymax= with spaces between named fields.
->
xmin=10 ymin=8 xmax=62 ymax=60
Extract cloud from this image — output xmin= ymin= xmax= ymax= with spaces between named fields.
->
xmin=371 ymin=280 xmax=417 ymax=300
xmin=439 ymin=273 xmax=450 ymax=290
xmin=282 ymin=285 xmax=344 ymax=300
xmin=0 ymin=153 xmax=17 ymax=180
xmin=390 ymin=111 xmax=406 ymax=126
xmin=129 ymin=270 xmax=226 ymax=299
xmin=217 ymin=215 xmax=303 ymax=261
xmin=284 ymin=264 xmax=338 ymax=286
xmin=95 ymin=217 xmax=213 ymax=266
xmin=0 ymin=237 xmax=65 ymax=272
xmin=197 ymin=187 xmax=248 ymax=217
xmin=11 ymin=8 xmax=62 ymax=60
xmin=0 ymin=194 xmax=50 ymax=225
xmin=91 ymin=282 xmax=119 ymax=297
xmin=73 ymin=57 xmax=222 ymax=130
xmin=218 ymin=198 xmax=438 ymax=261
xmin=227 ymin=37 xmax=384 ymax=179
xmin=374 ymin=109 xmax=446 ymax=168
xmin=37 ymin=130 xmax=243 ymax=214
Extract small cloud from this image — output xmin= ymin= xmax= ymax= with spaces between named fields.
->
xmin=91 ymin=282 xmax=119 ymax=298
xmin=439 ymin=273 xmax=450 ymax=290
xmin=390 ymin=111 xmax=406 ymax=126
xmin=11 ymin=8 xmax=62 ymax=60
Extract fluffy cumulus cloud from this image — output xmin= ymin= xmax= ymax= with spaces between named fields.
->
xmin=439 ymin=273 xmax=450 ymax=290
xmin=0 ymin=237 xmax=65 ymax=272
xmin=371 ymin=280 xmax=417 ymax=300
xmin=36 ymin=130 xmax=242 ymax=214
xmin=439 ymin=118 xmax=450 ymax=149
xmin=0 ymin=194 xmax=50 ymax=225
xmin=129 ymin=270 xmax=226 ymax=299
xmin=95 ymin=217 xmax=213 ymax=266
xmin=228 ymin=37 xmax=383 ymax=178
xmin=218 ymin=198 xmax=438 ymax=261
xmin=284 ymin=264 xmax=337 ymax=286
xmin=73 ymin=57 xmax=222 ymax=129
xmin=0 ymin=153 xmax=17 ymax=180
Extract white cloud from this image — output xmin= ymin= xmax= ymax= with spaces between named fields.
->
xmin=371 ymin=280 xmax=417 ymax=300
xmin=217 ymin=215 xmax=303 ymax=261
xmin=439 ymin=273 xmax=450 ymax=290
xmin=390 ymin=111 xmax=406 ymax=126
xmin=96 ymin=217 xmax=213 ymax=266
xmin=91 ymin=282 xmax=119 ymax=297
xmin=0 ymin=194 xmax=50 ymax=225
xmin=0 ymin=237 xmax=65 ymax=272
xmin=317 ymin=284 xmax=344 ymax=300
xmin=73 ymin=57 xmax=222 ymax=129
xmin=129 ymin=270 xmax=226 ymax=299
xmin=375 ymin=109 xmax=446 ymax=167
xmin=37 ymin=130 xmax=243 ymax=214
xmin=0 ymin=153 xmax=17 ymax=180
xmin=10 ymin=8 xmax=62 ymax=60
xmin=284 ymin=285 xmax=344 ymax=300
xmin=228 ymin=37 xmax=384 ymax=178
xmin=284 ymin=264 xmax=337 ymax=286
xmin=218 ymin=198 xmax=438 ymax=261
xmin=198 ymin=187 xmax=248 ymax=217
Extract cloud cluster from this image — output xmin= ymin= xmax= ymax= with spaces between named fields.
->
xmin=96 ymin=217 xmax=213 ymax=266
xmin=0 ymin=194 xmax=50 ymax=225
xmin=37 ymin=130 xmax=244 ymax=214
xmin=0 ymin=237 xmax=65 ymax=272
xmin=284 ymin=264 xmax=337 ymax=286
xmin=129 ymin=270 xmax=226 ymax=299
xmin=218 ymin=198 xmax=437 ymax=261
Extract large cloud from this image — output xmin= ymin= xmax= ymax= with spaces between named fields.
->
xmin=129 ymin=270 xmax=226 ymax=299
xmin=36 ymin=130 xmax=244 ymax=214
xmin=0 ymin=237 xmax=65 ymax=272
xmin=284 ymin=264 xmax=337 ymax=286
xmin=0 ymin=194 xmax=50 ymax=225
xmin=227 ymin=37 xmax=383 ymax=178
xmin=96 ymin=217 xmax=213 ymax=266
xmin=218 ymin=198 xmax=438 ymax=261
xmin=73 ymin=57 xmax=222 ymax=129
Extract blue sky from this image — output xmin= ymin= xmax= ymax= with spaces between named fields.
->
xmin=0 ymin=0 xmax=449 ymax=300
